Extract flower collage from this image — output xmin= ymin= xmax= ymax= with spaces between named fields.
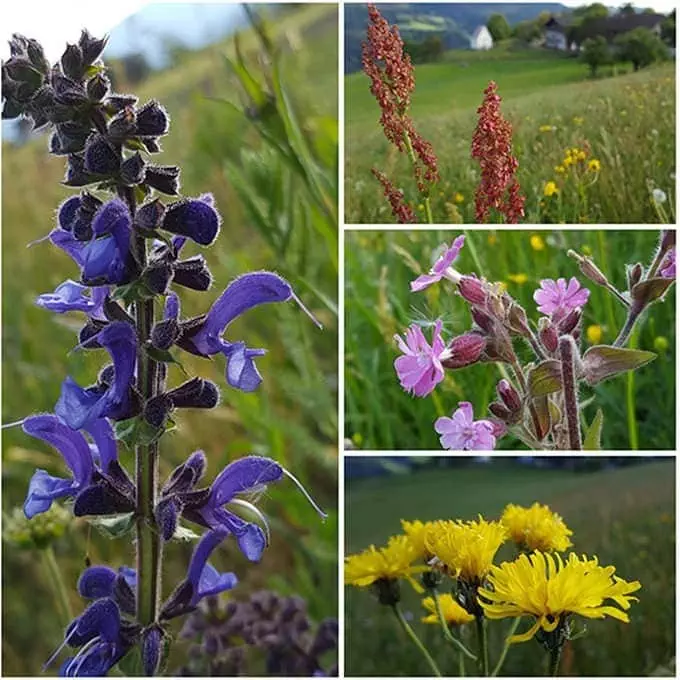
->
xmin=0 ymin=1 xmax=676 ymax=679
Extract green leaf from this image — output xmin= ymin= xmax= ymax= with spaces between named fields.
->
xmin=631 ymin=276 xmax=674 ymax=306
xmin=532 ymin=396 xmax=552 ymax=441
xmin=583 ymin=408 xmax=604 ymax=450
xmin=88 ymin=512 xmax=135 ymax=539
xmin=114 ymin=417 xmax=164 ymax=448
xmin=582 ymin=345 xmax=657 ymax=385
xmin=528 ymin=360 xmax=562 ymax=397
xmin=117 ymin=641 xmax=143 ymax=676
xmin=146 ymin=346 xmax=186 ymax=372
xmin=111 ymin=280 xmax=156 ymax=305
xmin=172 ymin=524 xmax=201 ymax=542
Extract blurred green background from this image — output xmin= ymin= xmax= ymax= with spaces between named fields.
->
xmin=345 ymin=229 xmax=675 ymax=450
xmin=2 ymin=4 xmax=338 ymax=675
xmin=344 ymin=457 xmax=676 ymax=676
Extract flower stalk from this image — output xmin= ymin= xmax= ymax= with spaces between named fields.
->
xmin=475 ymin=615 xmax=489 ymax=676
xmin=559 ymin=336 xmax=581 ymax=450
xmin=391 ymin=603 xmax=442 ymax=677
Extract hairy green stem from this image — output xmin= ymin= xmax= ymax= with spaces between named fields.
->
xmin=475 ymin=615 xmax=489 ymax=676
xmin=626 ymin=328 xmax=639 ymax=450
xmin=491 ymin=617 xmax=521 ymax=677
xmin=391 ymin=603 xmax=442 ymax=677
xmin=42 ymin=546 xmax=73 ymax=625
xmin=613 ymin=307 xmax=641 ymax=347
xmin=559 ymin=336 xmax=581 ymax=450
xmin=548 ymin=646 xmax=562 ymax=677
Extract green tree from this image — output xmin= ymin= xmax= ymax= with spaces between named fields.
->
xmin=582 ymin=35 xmax=612 ymax=76
xmin=513 ymin=19 xmax=542 ymax=43
xmin=661 ymin=10 xmax=676 ymax=46
xmin=615 ymin=27 xmax=668 ymax=70
xmin=487 ymin=13 xmax=511 ymax=42
xmin=618 ymin=3 xmax=637 ymax=16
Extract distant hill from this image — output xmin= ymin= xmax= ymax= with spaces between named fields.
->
xmin=345 ymin=2 xmax=568 ymax=72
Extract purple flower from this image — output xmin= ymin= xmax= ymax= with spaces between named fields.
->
xmin=180 ymin=271 xmax=320 ymax=392
xmin=55 ymin=322 xmax=137 ymax=430
xmin=660 ymin=247 xmax=675 ymax=279
xmin=394 ymin=320 xmax=448 ymax=397
xmin=35 ymin=280 xmax=108 ymax=318
xmin=410 ymin=235 xmax=465 ymax=292
xmin=161 ymin=194 xmax=221 ymax=246
xmin=533 ymin=277 xmax=590 ymax=318
xmin=434 ymin=402 xmax=497 ymax=451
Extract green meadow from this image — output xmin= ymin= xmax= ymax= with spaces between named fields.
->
xmin=345 ymin=458 xmax=676 ymax=676
xmin=2 ymin=4 xmax=338 ymax=674
xmin=345 ymin=229 xmax=675 ymax=451
xmin=345 ymin=51 xmax=675 ymax=224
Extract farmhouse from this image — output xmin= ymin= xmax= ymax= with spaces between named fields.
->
xmin=470 ymin=25 xmax=493 ymax=51
xmin=544 ymin=17 xmax=569 ymax=51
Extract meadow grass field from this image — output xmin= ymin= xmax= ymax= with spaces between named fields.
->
xmin=345 ymin=51 xmax=675 ymax=224
xmin=345 ymin=229 xmax=675 ymax=451
xmin=1 ymin=5 xmax=338 ymax=674
xmin=345 ymin=458 xmax=676 ymax=676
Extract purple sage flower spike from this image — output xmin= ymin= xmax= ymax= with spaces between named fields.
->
xmin=410 ymin=235 xmax=465 ymax=292
xmin=434 ymin=401 xmax=497 ymax=451
xmin=182 ymin=271 xmax=321 ymax=392
xmin=55 ymin=322 xmax=137 ymax=430
xmin=533 ymin=277 xmax=590 ymax=319
xmin=142 ymin=625 xmax=164 ymax=677
xmin=78 ymin=565 xmax=136 ymax=602
xmin=35 ymin=280 xmax=108 ymax=318
xmin=394 ymin=320 xmax=449 ymax=397
xmin=21 ymin=414 xmax=94 ymax=518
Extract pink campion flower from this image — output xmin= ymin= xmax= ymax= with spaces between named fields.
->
xmin=660 ymin=247 xmax=675 ymax=279
xmin=434 ymin=402 xmax=497 ymax=451
xmin=394 ymin=320 xmax=448 ymax=397
xmin=533 ymin=277 xmax=590 ymax=318
xmin=410 ymin=235 xmax=465 ymax=292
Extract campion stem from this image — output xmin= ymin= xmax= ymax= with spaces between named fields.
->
xmin=390 ymin=603 xmax=442 ymax=677
xmin=559 ymin=336 xmax=581 ymax=450
xmin=475 ymin=615 xmax=489 ymax=676
xmin=613 ymin=307 xmax=641 ymax=348
xmin=43 ymin=545 xmax=73 ymax=625
xmin=429 ymin=589 xmax=477 ymax=660
xmin=548 ymin=645 xmax=562 ymax=677
xmin=491 ymin=617 xmax=521 ymax=677
xmin=510 ymin=358 xmax=543 ymax=444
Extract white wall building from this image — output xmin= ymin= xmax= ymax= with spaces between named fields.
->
xmin=470 ymin=25 xmax=494 ymax=51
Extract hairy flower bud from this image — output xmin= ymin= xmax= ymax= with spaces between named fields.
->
xmin=83 ymin=134 xmax=119 ymax=176
xmin=78 ymin=29 xmax=107 ymax=65
xmin=145 ymin=393 xmax=173 ymax=429
xmin=107 ymin=106 xmax=137 ymax=142
xmin=173 ymin=256 xmax=212 ymax=291
xmin=105 ymin=93 xmax=138 ymax=114
xmin=538 ymin=318 xmax=559 ymax=353
xmin=120 ymin=152 xmax=146 ymax=185
xmin=458 ymin=276 xmax=487 ymax=305
xmin=166 ymin=377 xmax=220 ymax=410
xmin=567 ymin=249 xmax=609 ymax=287
xmin=151 ymin=318 xmax=181 ymax=350
xmin=507 ymin=302 xmax=530 ymax=336
xmin=145 ymin=164 xmax=180 ymax=195
xmin=557 ymin=307 xmax=581 ymax=335
xmin=627 ymin=263 xmax=643 ymax=289
xmin=144 ymin=263 xmax=174 ymax=295
xmin=86 ymin=72 xmax=110 ymax=101
xmin=136 ymin=198 xmax=166 ymax=231
xmin=441 ymin=333 xmax=486 ymax=369
xmin=497 ymin=378 xmax=522 ymax=412
xmin=61 ymin=43 xmax=84 ymax=80
xmin=155 ymin=496 xmax=182 ymax=542
xmin=162 ymin=197 xmax=221 ymax=246
xmin=136 ymin=100 xmax=169 ymax=137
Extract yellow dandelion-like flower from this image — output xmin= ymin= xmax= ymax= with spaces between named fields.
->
xmin=426 ymin=516 xmax=508 ymax=584
xmin=453 ymin=192 xmax=464 ymax=204
xmin=563 ymin=155 xmax=574 ymax=168
xmin=530 ymin=234 xmax=545 ymax=251
xmin=586 ymin=324 xmax=603 ymax=344
xmin=422 ymin=594 xmax=475 ymax=626
xmin=345 ymin=535 xmax=427 ymax=588
xmin=588 ymin=159 xmax=601 ymax=172
xmin=554 ymin=165 xmax=566 ymax=174
xmin=508 ymin=273 xmax=528 ymax=284
xmin=478 ymin=551 xmax=641 ymax=644
xmin=570 ymin=147 xmax=580 ymax=157
xmin=402 ymin=519 xmax=439 ymax=559
xmin=544 ymin=181 xmax=559 ymax=198
xmin=576 ymin=150 xmax=587 ymax=161
xmin=501 ymin=503 xmax=573 ymax=552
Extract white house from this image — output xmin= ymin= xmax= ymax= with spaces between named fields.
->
xmin=470 ymin=26 xmax=494 ymax=51
xmin=544 ymin=17 xmax=569 ymax=51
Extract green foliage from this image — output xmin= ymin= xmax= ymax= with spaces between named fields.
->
xmin=487 ymin=14 xmax=511 ymax=42
xmin=344 ymin=230 xmax=675 ymax=451
xmin=345 ymin=460 xmax=675 ymax=676
xmin=615 ymin=27 xmax=668 ymax=70
xmin=404 ymin=36 xmax=445 ymax=64
xmin=582 ymin=35 xmax=612 ymax=76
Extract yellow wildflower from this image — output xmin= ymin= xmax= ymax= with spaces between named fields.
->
xmin=573 ymin=116 xmax=584 ymax=126
xmin=345 ymin=535 xmax=427 ymax=588
xmin=479 ymin=551 xmax=641 ymax=644
xmin=544 ymin=181 xmax=559 ymax=198
xmin=576 ymin=150 xmax=587 ymax=161
xmin=554 ymin=165 xmax=566 ymax=174
xmin=453 ymin=192 xmax=464 ymax=204
xmin=586 ymin=324 xmax=603 ymax=344
xmin=539 ymin=124 xmax=555 ymax=132
xmin=426 ymin=516 xmax=508 ymax=584
xmin=402 ymin=519 xmax=438 ymax=559
xmin=508 ymin=273 xmax=528 ymax=285
xmin=588 ymin=159 xmax=601 ymax=172
xmin=563 ymin=155 xmax=573 ymax=168
xmin=530 ymin=235 xmax=545 ymax=251
xmin=501 ymin=503 xmax=573 ymax=552
xmin=422 ymin=594 xmax=475 ymax=626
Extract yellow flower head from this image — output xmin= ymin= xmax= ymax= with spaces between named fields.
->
xmin=479 ymin=551 xmax=641 ymax=644
xmin=453 ymin=192 xmax=464 ymax=204
xmin=501 ymin=503 xmax=573 ymax=552
xmin=426 ymin=517 xmax=508 ymax=584
xmin=554 ymin=165 xmax=566 ymax=174
xmin=422 ymin=594 xmax=475 ymax=626
xmin=563 ymin=155 xmax=574 ymax=168
xmin=586 ymin=324 xmax=603 ymax=344
xmin=530 ymin=235 xmax=545 ymax=251
xmin=508 ymin=273 xmax=528 ymax=285
xmin=576 ymin=150 xmax=587 ymax=161
xmin=345 ymin=535 xmax=426 ymax=588
xmin=544 ymin=181 xmax=559 ymax=198
xmin=588 ymin=159 xmax=601 ymax=172
xmin=402 ymin=519 xmax=438 ymax=559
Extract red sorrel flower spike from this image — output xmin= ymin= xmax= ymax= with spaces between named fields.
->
xmin=372 ymin=169 xmax=417 ymax=224
xmin=471 ymin=81 xmax=525 ymax=224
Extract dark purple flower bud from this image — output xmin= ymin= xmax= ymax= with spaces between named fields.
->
xmin=497 ymin=378 xmax=522 ymax=412
xmin=173 ymin=255 xmax=213 ymax=291
xmin=538 ymin=318 xmax=558 ymax=353
xmin=556 ymin=307 xmax=581 ymax=335
xmin=64 ymin=153 xmax=95 ymax=186
xmin=51 ymin=122 xmax=90 ymax=154
xmin=143 ymin=137 xmax=162 ymax=153
xmin=167 ymin=378 xmax=220 ymax=410
xmin=84 ymin=134 xmax=119 ymax=175
xmin=87 ymin=72 xmax=110 ymax=101
xmin=51 ymin=72 xmax=87 ymax=107
xmin=4 ymin=58 xmax=42 ymax=90
xmin=79 ymin=321 xmax=105 ymax=347
xmin=151 ymin=319 xmax=181 ymax=350
xmin=145 ymin=164 xmax=180 ymax=195
xmin=108 ymin=106 xmax=137 ymax=142
xmin=136 ymin=198 xmax=166 ymax=231
xmin=155 ymin=496 xmax=182 ymax=541
xmin=8 ymin=33 xmax=29 ymax=57
xmin=144 ymin=263 xmax=174 ymax=295
xmin=73 ymin=481 xmax=136 ymax=516
xmin=98 ymin=364 xmax=115 ymax=387
xmin=162 ymin=450 xmax=207 ymax=496
xmin=627 ymin=263 xmax=643 ymax=289
xmin=61 ymin=43 xmax=84 ymax=80
xmin=441 ymin=332 xmax=486 ymax=369
xmin=142 ymin=625 xmax=164 ymax=676
xmin=470 ymin=306 xmax=494 ymax=334
xmin=162 ymin=196 xmax=221 ymax=246
xmin=136 ymin=100 xmax=169 ymax=137
xmin=78 ymin=564 xmax=135 ymax=604
xmin=78 ymin=30 xmax=107 ymax=65
xmin=489 ymin=402 xmax=512 ymax=421
xmin=58 ymin=195 xmax=82 ymax=231
xmin=26 ymin=38 xmax=49 ymax=74
xmin=507 ymin=303 xmax=530 ymax=336
xmin=458 ymin=276 xmax=487 ymax=305
xmin=113 ymin=571 xmax=137 ymax=615
xmin=120 ymin=152 xmax=146 ymax=185
xmin=165 ymin=292 xmax=180 ymax=320
xmin=144 ymin=393 xmax=173 ymax=429
xmin=105 ymin=93 xmax=138 ymax=114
